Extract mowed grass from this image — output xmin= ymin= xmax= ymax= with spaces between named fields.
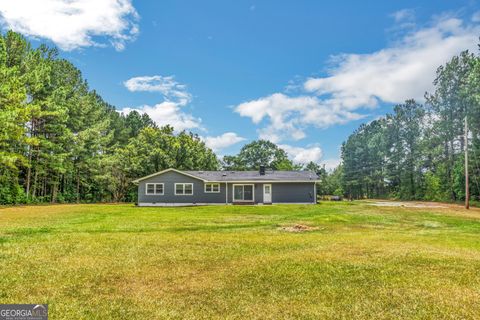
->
xmin=1 ymin=202 xmax=480 ymax=319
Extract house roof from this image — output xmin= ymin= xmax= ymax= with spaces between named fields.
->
xmin=184 ymin=170 xmax=318 ymax=182
xmin=132 ymin=168 xmax=319 ymax=183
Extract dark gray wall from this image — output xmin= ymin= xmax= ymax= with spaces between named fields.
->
xmin=137 ymin=171 xmax=316 ymax=204
xmin=225 ymin=183 xmax=314 ymax=204
xmin=270 ymin=183 xmax=315 ymax=203
xmin=138 ymin=171 xmax=226 ymax=204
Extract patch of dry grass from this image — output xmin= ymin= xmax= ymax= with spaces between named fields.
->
xmin=1 ymin=202 xmax=480 ymax=319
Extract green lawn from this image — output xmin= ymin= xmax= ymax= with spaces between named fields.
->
xmin=1 ymin=202 xmax=480 ymax=319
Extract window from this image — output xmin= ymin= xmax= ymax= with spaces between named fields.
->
xmin=175 ymin=183 xmax=193 ymax=195
xmin=145 ymin=183 xmax=164 ymax=195
xmin=205 ymin=183 xmax=220 ymax=193
xmin=233 ymin=184 xmax=254 ymax=202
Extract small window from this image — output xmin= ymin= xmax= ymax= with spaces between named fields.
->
xmin=175 ymin=184 xmax=184 ymax=195
xmin=175 ymin=183 xmax=193 ymax=195
xmin=205 ymin=183 xmax=220 ymax=193
xmin=146 ymin=183 xmax=164 ymax=195
xmin=146 ymin=184 xmax=155 ymax=194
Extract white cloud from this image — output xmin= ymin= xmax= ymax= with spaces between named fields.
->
xmin=120 ymin=101 xmax=201 ymax=132
xmin=279 ymin=144 xmax=341 ymax=168
xmin=234 ymin=15 xmax=479 ymax=144
xmin=203 ymin=132 xmax=246 ymax=152
xmin=121 ymin=75 xmax=200 ymax=131
xmin=322 ymin=158 xmax=341 ymax=171
xmin=235 ymin=93 xmax=364 ymax=143
xmin=279 ymin=144 xmax=323 ymax=164
xmin=124 ymin=75 xmax=191 ymax=104
xmin=304 ymin=16 xmax=479 ymax=109
xmin=0 ymin=0 xmax=139 ymax=51
xmin=391 ymin=9 xmax=415 ymax=23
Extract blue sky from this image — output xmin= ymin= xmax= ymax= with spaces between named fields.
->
xmin=1 ymin=0 xmax=480 ymax=168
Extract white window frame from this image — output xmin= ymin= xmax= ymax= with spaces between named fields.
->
xmin=204 ymin=183 xmax=220 ymax=193
xmin=232 ymin=184 xmax=255 ymax=202
xmin=145 ymin=183 xmax=164 ymax=195
xmin=175 ymin=183 xmax=194 ymax=196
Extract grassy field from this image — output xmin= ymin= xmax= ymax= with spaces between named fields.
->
xmin=1 ymin=202 xmax=480 ymax=319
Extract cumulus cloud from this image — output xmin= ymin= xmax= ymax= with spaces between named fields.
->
xmin=391 ymin=9 xmax=415 ymax=23
xmin=235 ymin=14 xmax=480 ymax=143
xmin=235 ymin=93 xmax=364 ymax=143
xmin=304 ymin=15 xmax=480 ymax=110
xmin=279 ymin=143 xmax=341 ymax=168
xmin=0 ymin=0 xmax=139 ymax=51
xmin=120 ymin=101 xmax=201 ymax=132
xmin=203 ymin=132 xmax=246 ymax=152
xmin=322 ymin=158 xmax=341 ymax=171
xmin=279 ymin=144 xmax=323 ymax=164
xmin=124 ymin=75 xmax=191 ymax=104
xmin=121 ymin=75 xmax=200 ymax=131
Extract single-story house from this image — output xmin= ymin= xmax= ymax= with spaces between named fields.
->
xmin=132 ymin=167 xmax=320 ymax=206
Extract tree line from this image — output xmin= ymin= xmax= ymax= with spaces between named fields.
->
xmin=6 ymin=30 xmax=476 ymax=205
xmin=0 ymin=31 xmax=218 ymax=204
xmin=339 ymin=49 xmax=480 ymax=202
xmin=0 ymin=31 xmax=323 ymax=205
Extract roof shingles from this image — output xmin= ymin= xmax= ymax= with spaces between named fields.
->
xmin=184 ymin=170 xmax=318 ymax=182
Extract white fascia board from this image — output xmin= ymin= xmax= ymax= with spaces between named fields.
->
xmin=132 ymin=168 xmax=207 ymax=184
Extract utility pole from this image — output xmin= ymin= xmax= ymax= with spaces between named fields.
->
xmin=465 ymin=116 xmax=469 ymax=209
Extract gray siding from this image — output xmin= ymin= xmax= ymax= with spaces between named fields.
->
xmin=226 ymin=182 xmax=315 ymax=204
xmin=137 ymin=171 xmax=316 ymax=205
xmin=270 ymin=183 xmax=315 ymax=203
xmin=138 ymin=171 xmax=226 ymax=204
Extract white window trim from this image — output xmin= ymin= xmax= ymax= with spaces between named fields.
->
xmin=175 ymin=183 xmax=194 ymax=196
xmin=145 ymin=183 xmax=164 ymax=195
xmin=204 ymin=183 xmax=220 ymax=193
xmin=232 ymin=184 xmax=255 ymax=202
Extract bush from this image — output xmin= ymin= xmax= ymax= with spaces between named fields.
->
xmin=424 ymin=172 xmax=443 ymax=202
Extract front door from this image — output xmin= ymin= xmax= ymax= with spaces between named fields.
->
xmin=263 ymin=184 xmax=272 ymax=204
